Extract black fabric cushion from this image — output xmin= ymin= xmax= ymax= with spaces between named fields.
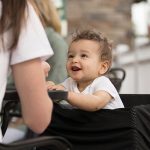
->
xmin=120 ymin=94 xmax=150 ymax=107
xmin=134 ymin=105 xmax=150 ymax=149
xmin=40 ymin=103 xmax=150 ymax=150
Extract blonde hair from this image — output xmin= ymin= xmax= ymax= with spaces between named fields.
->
xmin=32 ymin=0 xmax=61 ymax=33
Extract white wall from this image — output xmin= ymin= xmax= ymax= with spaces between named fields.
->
xmin=117 ymin=43 xmax=150 ymax=94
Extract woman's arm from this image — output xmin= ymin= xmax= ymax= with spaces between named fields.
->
xmin=12 ymin=58 xmax=53 ymax=134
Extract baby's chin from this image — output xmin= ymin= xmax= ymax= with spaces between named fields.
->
xmin=71 ymin=77 xmax=83 ymax=82
xmin=72 ymin=76 xmax=94 ymax=84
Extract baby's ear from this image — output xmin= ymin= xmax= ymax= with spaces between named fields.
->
xmin=99 ymin=61 xmax=110 ymax=75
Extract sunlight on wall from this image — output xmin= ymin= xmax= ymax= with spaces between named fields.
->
xmin=132 ymin=2 xmax=150 ymax=36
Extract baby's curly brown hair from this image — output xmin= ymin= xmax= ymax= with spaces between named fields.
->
xmin=70 ymin=29 xmax=113 ymax=72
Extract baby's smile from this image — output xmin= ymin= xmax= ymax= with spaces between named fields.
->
xmin=71 ymin=66 xmax=81 ymax=71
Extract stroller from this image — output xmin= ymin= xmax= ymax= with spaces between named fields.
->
xmin=1 ymin=68 xmax=150 ymax=150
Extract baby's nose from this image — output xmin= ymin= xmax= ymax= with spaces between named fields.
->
xmin=72 ymin=56 xmax=79 ymax=63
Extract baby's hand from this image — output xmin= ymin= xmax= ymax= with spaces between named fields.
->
xmin=46 ymin=81 xmax=65 ymax=91
xmin=46 ymin=81 xmax=55 ymax=90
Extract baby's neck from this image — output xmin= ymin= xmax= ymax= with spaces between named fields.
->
xmin=77 ymin=80 xmax=93 ymax=92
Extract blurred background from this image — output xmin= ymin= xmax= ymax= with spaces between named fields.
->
xmin=53 ymin=0 xmax=150 ymax=94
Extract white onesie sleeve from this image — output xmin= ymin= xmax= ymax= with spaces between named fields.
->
xmin=92 ymin=76 xmax=124 ymax=109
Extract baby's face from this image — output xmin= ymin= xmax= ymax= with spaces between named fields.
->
xmin=42 ymin=61 xmax=50 ymax=77
xmin=67 ymin=39 xmax=102 ymax=83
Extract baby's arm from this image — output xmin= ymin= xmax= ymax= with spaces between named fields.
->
xmin=67 ymin=91 xmax=112 ymax=111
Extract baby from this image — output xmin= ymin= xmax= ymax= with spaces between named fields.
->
xmin=46 ymin=29 xmax=124 ymax=111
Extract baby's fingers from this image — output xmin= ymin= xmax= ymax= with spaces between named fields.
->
xmin=47 ymin=81 xmax=55 ymax=86
xmin=55 ymin=85 xmax=65 ymax=90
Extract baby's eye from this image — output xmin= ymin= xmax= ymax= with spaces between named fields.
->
xmin=81 ymin=54 xmax=88 ymax=58
xmin=68 ymin=54 xmax=74 ymax=58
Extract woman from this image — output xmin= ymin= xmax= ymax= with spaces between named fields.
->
xmin=0 ymin=0 xmax=53 ymax=141
xmin=7 ymin=0 xmax=68 ymax=89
